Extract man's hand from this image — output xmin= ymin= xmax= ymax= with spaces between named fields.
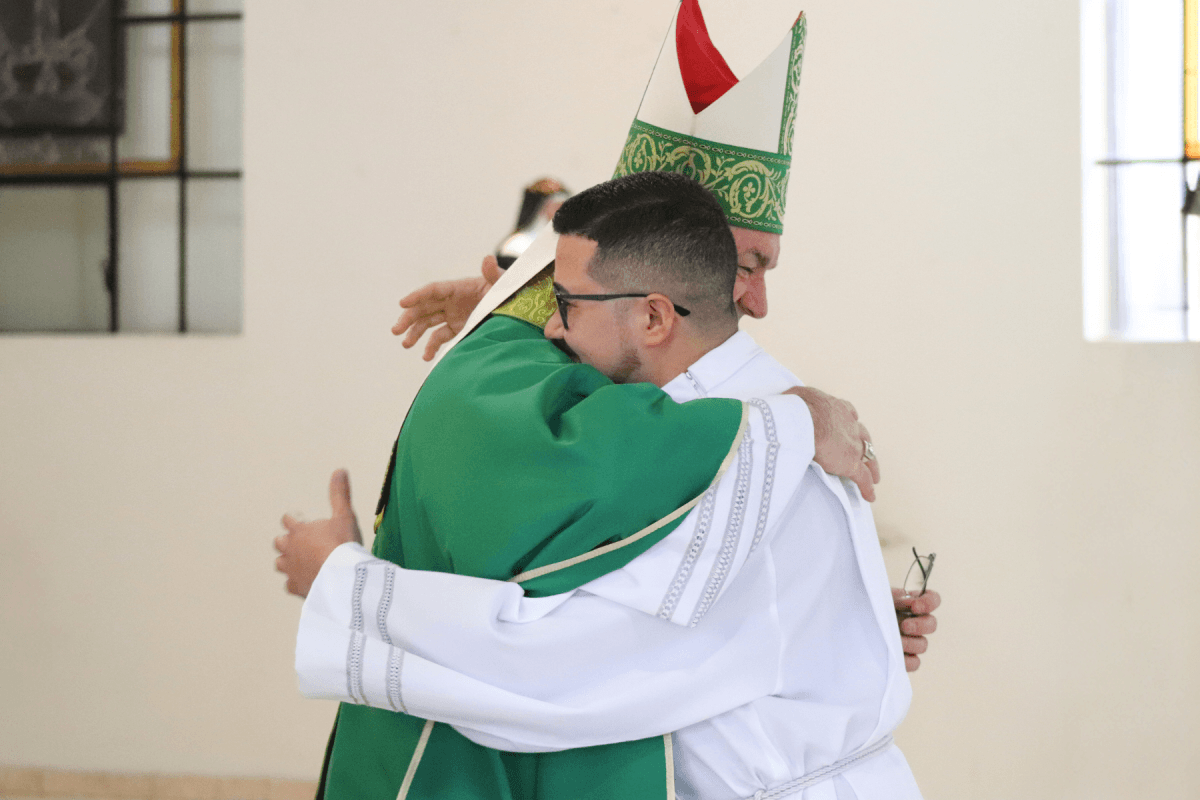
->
xmin=892 ymin=588 xmax=940 ymax=672
xmin=392 ymin=255 xmax=503 ymax=361
xmin=784 ymin=386 xmax=880 ymax=501
xmin=275 ymin=469 xmax=363 ymax=598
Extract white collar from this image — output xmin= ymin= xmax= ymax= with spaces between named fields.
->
xmin=662 ymin=330 xmax=764 ymax=402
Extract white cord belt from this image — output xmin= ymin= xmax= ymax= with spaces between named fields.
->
xmin=747 ymin=735 xmax=895 ymax=800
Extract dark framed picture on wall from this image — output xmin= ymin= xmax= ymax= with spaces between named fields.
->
xmin=0 ymin=0 xmax=124 ymax=135
xmin=0 ymin=0 xmax=244 ymax=335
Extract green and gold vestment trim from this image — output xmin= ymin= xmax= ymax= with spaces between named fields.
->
xmin=613 ymin=120 xmax=791 ymax=234
xmin=493 ymin=273 xmax=556 ymax=329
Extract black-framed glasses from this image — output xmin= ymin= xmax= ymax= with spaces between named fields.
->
xmin=552 ymin=286 xmax=690 ymax=330
xmin=902 ymin=547 xmax=936 ymax=597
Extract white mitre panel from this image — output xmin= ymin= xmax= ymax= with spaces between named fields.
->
xmin=694 ymin=27 xmax=792 ymax=154
xmin=634 ymin=8 xmax=697 ymax=135
xmin=700 ymin=0 xmax=804 ymax=78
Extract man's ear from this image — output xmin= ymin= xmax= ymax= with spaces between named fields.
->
xmin=642 ymin=294 xmax=679 ymax=347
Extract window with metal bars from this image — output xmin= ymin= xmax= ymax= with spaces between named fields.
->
xmin=1082 ymin=0 xmax=1200 ymax=341
xmin=0 ymin=0 xmax=243 ymax=333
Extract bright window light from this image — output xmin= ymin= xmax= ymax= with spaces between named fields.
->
xmin=1082 ymin=0 xmax=1198 ymax=341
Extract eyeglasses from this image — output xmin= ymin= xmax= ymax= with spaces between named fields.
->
xmin=902 ymin=547 xmax=936 ymax=598
xmin=552 ymin=286 xmax=690 ymax=330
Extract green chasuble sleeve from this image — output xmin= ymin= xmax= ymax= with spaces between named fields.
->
xmin=323 ymin=314 xmax=744 ymax=800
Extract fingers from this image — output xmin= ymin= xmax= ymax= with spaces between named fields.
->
xmin=908 ymin=588 xmax=941 ymax=615
xmin=273 ymin=533 xmax=287 ymax=554
xmin=395 ymin=284 xmax=456 ymax=338
xmin=281 ymin=514 xmax=300 ymax=532
xmin=865 ymin=454 xmax=881 ymax=485
xmin=850 ymin=463 xmax=876 ymax=502
xmin=423 ymin=325 xmax=456 ymax=361
xmin=392 ymin=309 xmax=418 ymax=337
xmin=894 ymin=589 xmax=938 ymax=626
xmin=858 ymin=424 xmax=881 ymax=484
xmin=481 ymin=255 xmax=503 ymax=285
xmin=796 ymin=385 xmax=880 ymax=499
xmin=329 ymin=469 xmax=353 ymax=518
xmin=904 ymin=654 xmax=921 ymax=672
xmin=402 ymin=312 xmax=447 ymax=348
xmin=901 ymin=613 xmax=937 ymax=637
xmin=901 ymin=634 xmax=929 ymax=656
xmin=399 ymin=281 xmax=454 ymax=310
xmin=401 ymin=318 xmax=430 ymax=347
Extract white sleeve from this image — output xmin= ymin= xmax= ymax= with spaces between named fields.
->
xmin=295 ymin=395 xmax=812 ymax=752
xmin=581 ymin=395 xmax=812 ymax=625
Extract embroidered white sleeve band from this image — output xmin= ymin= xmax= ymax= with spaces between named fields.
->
xmin=582 ymin=393 xmax=811 ymax=625
xmin=295 ymin=542 xmax=784 ymax=751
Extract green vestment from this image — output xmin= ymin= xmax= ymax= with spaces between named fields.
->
xmin=320 ymin=314 xmax=743 ymax=800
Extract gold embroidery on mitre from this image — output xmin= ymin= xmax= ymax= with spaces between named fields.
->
xmin=614 ymin=121 xmax=791 ymax=234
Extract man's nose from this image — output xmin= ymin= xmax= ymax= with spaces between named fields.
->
xmin=544 ymin=308 xmax=565 ymax=338
xmin=737 ymin=274 xmax=768 ymax=319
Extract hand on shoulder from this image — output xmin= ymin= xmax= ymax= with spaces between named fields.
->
xmin=783 ymin=385 xmax=880 ymax=501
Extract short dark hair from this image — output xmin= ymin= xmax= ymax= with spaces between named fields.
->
xmin=551 ymin=172 xmax=738 ymax=324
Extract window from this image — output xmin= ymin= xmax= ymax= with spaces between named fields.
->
xmin=0 ymin=0 xmax=243 ymax=333
xmin=1082 ymin=0 xmax=1199 ymax=341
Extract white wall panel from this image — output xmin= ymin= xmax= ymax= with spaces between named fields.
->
xmin=186 ymin=180 xmax=242 ymax=332
xmin=117 ymin=179 xmax=179 ymax=332
xmin=118 ymin=24 xmax=173 ymax=163
xmin=0 ymin=187 xmax=108 ymax=332
xmin=187 ymin=21 xmax=243 ymax=171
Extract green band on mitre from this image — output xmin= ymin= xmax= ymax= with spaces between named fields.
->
xmin=613 ymin=120 xmax=791 ymax=235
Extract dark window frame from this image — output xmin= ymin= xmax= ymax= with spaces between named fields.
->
xmin=0 ymin=0 xmax=244 ymax=333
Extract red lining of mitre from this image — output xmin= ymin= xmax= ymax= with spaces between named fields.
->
xmin=675 ymin=0 xmax=739 ymax=114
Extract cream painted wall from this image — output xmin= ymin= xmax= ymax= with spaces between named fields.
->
xmin=0 ymin=1 xmax=1197 ymax=798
